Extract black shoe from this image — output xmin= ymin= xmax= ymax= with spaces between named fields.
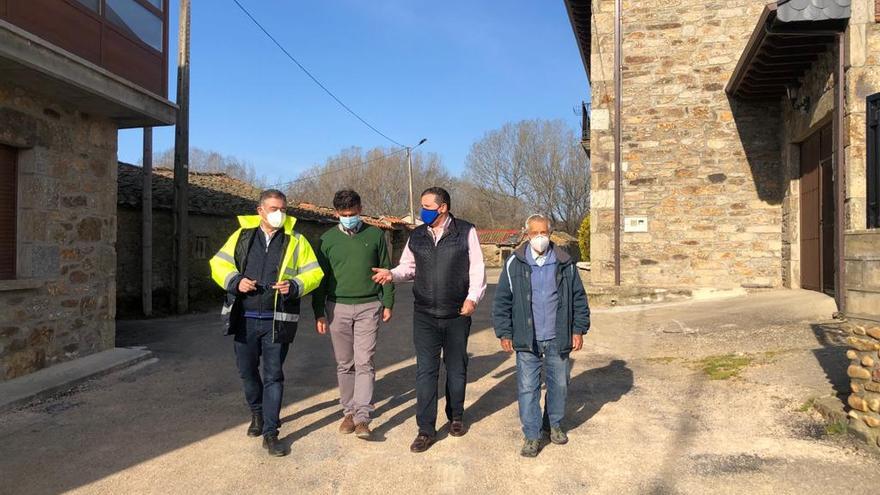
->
xmin=247 ymin=413 xmax=263 ymax=437
xmin=262 ymin=435 xmax=287 ymax=457
xmin=409 ymin=433 xmax=435 ymax=453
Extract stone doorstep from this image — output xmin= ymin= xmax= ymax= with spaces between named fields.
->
xmin=0 ymin=347 xmax=153 ymax=412
xmin=585 ymin=285 xmax=752 ymax=308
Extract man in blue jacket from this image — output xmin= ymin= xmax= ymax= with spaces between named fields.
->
xmin=492 ymin=214 xmax=590 ymax=457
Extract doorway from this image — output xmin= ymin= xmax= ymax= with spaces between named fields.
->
xmin=799 ymin=124 xmax=835 ymax=294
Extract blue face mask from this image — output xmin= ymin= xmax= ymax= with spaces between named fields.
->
xmin=339 ymin=215 xmax=362 ymax=230
xmin=420 ymin=208 xmax=441 ymax=226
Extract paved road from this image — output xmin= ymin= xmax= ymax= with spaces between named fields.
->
xmin=1 ymin=286 xmax=878 ymax=494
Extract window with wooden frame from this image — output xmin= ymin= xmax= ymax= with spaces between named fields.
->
xmin=0 ymin=145 xmax=17 ymax=280
xmin=868 ymin=93 xmax=880 ymax=229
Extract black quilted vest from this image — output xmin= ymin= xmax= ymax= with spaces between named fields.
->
xmin=409 ymin=215 xmax=473 ymax=318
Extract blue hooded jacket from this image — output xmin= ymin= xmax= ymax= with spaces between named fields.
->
xmin=492 ymin=243 xmax=591 ymax=354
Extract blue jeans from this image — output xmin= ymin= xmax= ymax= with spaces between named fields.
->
xmin=516 ymin=339 xmax=570 ymax=440
xmin=234 ymin=318 xmax=290 ymax=437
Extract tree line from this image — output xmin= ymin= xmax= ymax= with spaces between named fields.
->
xmin=149 ymin=118 xmax=590 ymax=233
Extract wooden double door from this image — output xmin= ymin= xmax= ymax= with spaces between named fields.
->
xmin=799 ymin=124 xmax=835 ymax=294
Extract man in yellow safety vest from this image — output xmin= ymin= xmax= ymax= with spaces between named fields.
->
xmin=209 ymin=189 xmax=323 ymax=457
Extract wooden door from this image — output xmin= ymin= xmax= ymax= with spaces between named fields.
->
xmin=799 ymin=124 xmax=834 ymax=293
xmin=0 ymin=144 xmax=16 ymax=280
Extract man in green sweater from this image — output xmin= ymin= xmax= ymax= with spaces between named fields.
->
xmin=313 ymin=189 xmax=394 ymax=440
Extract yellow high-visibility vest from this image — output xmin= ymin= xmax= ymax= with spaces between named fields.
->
xmin=210 ymin=214 xmax=323 ymax=325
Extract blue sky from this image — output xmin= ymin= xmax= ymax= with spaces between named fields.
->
xmin=117 ymin=0 xmax=591 ymax=182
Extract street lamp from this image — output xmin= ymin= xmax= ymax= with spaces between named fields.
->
xmin=407 ymin=138 xmax=428 ymax=223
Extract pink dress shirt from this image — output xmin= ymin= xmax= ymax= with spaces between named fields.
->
xmin=391 ymin=215 xmax=487 ymax=305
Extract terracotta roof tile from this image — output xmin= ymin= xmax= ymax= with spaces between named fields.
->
xmin=117 ymin=163 xmax=412 ymax=231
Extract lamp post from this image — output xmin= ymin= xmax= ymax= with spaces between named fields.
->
xmin=406 ymin=138 xmax=428 ymax=222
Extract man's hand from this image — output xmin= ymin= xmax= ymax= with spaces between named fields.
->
xmin=500 ymin=338 xmax=514 ymax=353
xmin=272 ymin=280 xmax=291 ymax=295
xmin=382 ymin=308 xmax=392 ymax=323
xmin=371 ymin=268 xmax=393 ymax=285
xmin=459 ymin=299 xmax=476 ymax=316
xmin=316 ymin=317 xmax=328 ymax=335
xmin=572 ymin=334 xmax=584 ymax=351
xmin=238 ymin=277 xmax=257 ymax=293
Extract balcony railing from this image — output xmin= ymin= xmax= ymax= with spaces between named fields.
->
xmin=581 ymin=101 xmax=591 ymax=156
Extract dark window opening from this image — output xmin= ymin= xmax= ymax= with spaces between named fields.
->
xmin=868 ymin=93 xmax=880 ymax=229
xmin=0 ymin=145 xmax=17 ymax=280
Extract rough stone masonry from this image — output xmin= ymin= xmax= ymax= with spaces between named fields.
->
xmin=846 ymin=322 xmax=880 ymax=449
xmin=588 ymin=0 xmax=786 ymax=289
xmin=0 ymin=80 xmax=117 ymax=381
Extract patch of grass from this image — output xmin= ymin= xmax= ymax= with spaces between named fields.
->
xmin=824 ymin=421 xmax=848 ymax=436
xmin=700 ymin=354 xmax=753 ymax=380
xmin=797 ymin=398 xmax=815 ymax=413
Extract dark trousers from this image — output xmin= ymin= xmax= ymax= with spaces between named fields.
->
xmin=412 ymin=310 xmax=471 ymax=436
xmin=234 ymin=318 xmax=290 ymax=437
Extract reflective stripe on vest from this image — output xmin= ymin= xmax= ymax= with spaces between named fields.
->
xmin=275 ymin=312 xmax=299 ymax=323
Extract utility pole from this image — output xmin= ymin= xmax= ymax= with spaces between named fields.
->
xmin=406 ymin=147 xmax=415 ymax=222
xmin=173 ymin=0 xmax=191 ymax=314
xmin=406 ymin=138 xmax=427 ymax=223
xmin=142 ymin=127 xmax=153 ymax=317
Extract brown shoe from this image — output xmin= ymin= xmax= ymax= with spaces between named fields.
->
xmin=409 ymin=433 xmax=435 ymax=453
xmin=354 ymin=422 xmax=372 ymax=440
xmin=339 ymin=414 xmax=355 ymax=434
xmin=449 ymin=419 xmax=466 ymax=437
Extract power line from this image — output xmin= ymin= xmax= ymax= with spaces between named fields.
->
xmin=267 ymin=146 xmax=410 ymax=190
xmin=231 ymin=0 xmax=404 ymax=148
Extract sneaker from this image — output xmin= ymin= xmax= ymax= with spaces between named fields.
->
xmin=339 ymin=414 xmax=356 ymax=434
xmin=520 ymin=438 xmax=541 ymax=458
xmin=354 ymin=422 xmax=372 ymax=440
xmin=548 ymin=427 xmax=568 ymax=445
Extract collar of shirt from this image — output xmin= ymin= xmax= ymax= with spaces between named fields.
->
xmin=338 ymin=223 xmax=363 ymax=236
xmin=528 ymin=246 xmax=555 ymax=267
xmin=429 ymin=215 xmax=452 ymax=243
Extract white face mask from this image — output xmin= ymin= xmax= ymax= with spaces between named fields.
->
xmin=266 ymin=210 xmax=286 ymax=229
xmin=529 ymin=235 xmax=550 ymax=254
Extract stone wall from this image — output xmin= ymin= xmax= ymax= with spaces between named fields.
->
xmin=116 ymin=210 xmax=409 ymax=316
xmin=780 ymin=50 xmax=837 ymax=289
xmin=589 ymin=0 xmax=785 ymax=289
xmin=0 ymin=81 xmax=117 ymax=381
xmin=845 ymin=321 xmax=880 ymax=450
xmin=115 ymin=208 xmax=334 ymax=316
xmin=845 ymin=0 xmax=880 ymax=232
xmin=845 ymin=230 xmax=880 ymax=322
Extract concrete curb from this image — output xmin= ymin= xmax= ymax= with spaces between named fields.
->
xmin=0 ymin=347 xmax=154 ymax=412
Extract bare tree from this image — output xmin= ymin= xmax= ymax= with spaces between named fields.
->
xmin=149 ymin=147 xmax=266 ymax=187
xmin=462 ymin=119 xmax=590 ymax=233
xmin=287 ymin=146 xmax=453 ymax=217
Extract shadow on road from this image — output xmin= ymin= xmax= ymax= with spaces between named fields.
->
xmin=466 ymin=357 xmax=634 ymax=433
xmin=809 ymin=322 xmax=850 ymax=399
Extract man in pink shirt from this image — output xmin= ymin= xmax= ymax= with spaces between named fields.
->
xmin=372 ymin=187 xmax=486 ymax=453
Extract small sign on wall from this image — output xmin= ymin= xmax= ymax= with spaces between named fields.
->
xmin=624 ymin=216 xmax=648 ymax=233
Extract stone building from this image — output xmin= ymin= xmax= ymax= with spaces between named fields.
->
xmin=565 ymin=0 xmax=880 ymax=322
xmin=0 ymin=2 xmax=175 ymax=381
xmin=116 ymin=164 xmax=412 ymax=317
xmin=477 ymin=229 xmax=524 ymax=267
xmin=478 ymin=229 xmax=581 ymax=267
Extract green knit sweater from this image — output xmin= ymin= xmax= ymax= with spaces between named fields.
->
xmin=312 ymin=224 xmax=394 ymax=318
